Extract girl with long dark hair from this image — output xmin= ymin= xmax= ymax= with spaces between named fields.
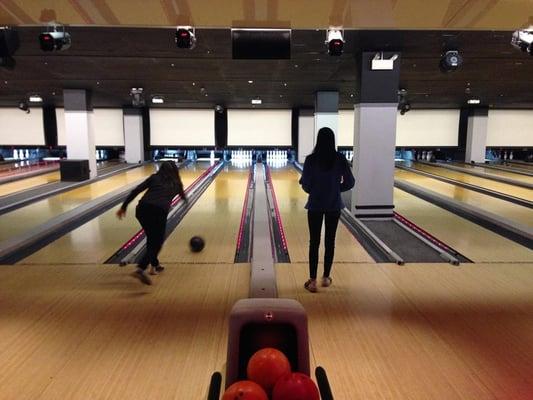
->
xmin=116 ymin=161 xmax=186 ymax=285
xmin=299 ymin=127 xmax=355 ymax=292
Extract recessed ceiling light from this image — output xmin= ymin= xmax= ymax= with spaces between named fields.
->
xmin=96 ymin=81 xmax=100 ymax=85
xmin=350 ymin=94 xmax=354 ymax=97
xmin=152 ymin=96 xmax=164 ymax=104
xmin=171 ymin=63 xmax=175 ymax=67
xmin=29 ymin=95 xmax=43 ymax=103
xmin=248 ymin=80 xmax=253 ymax=84
xmin=294 ymin=64 xmax=298 ymax=68
xmin=52 ymin=92 xmax=56 ymax=96
xmin=205 ymin=94 xmax=208 ymax=97
xmin=251 ymin=98 xmax=262 ymax=104
xmin=283 ymin=83 xmax=287 ymax=87
xmin=192 ymin=82 xmax=196 ymax=86
xmin=280 ymin=94 xmax=283 ymax=98
xmin=4 ymin=81 xmax=7 ymax=84
xmin=467 ymin=99 xmax=481 ymax=104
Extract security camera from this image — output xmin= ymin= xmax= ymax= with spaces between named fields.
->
xmin=439 ymin=50 xmax=463 ymax=72
xmin=39 ymin=24 xmax=71 ymax=51
xmin=399 ymin=102 xmax=411 ymax=115
xmin=130 ymin=88 xmax=145 ymax=107
xmin=18 ymin=100 xmax=29 ymax=113
xmin=215 ymin=105 xmax=224 ymax=113
xmin=176 ymin=26 xmax=196 ymax=49
xmin=325 ymin=28 xmax=344 ymax=56
xmin=511 ymin=28 xmax=533 ymax=55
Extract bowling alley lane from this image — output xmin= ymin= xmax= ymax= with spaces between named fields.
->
xmin=0 ymin=263 xmax=249 ymax=400
xmin=159 ymin=165 xmax=250 ymax=264
xmin=0 ymin=164 xmax=157 ymax=243
xmin=269 ymin=166 xmax=374 ymax=263
xmin=409 ymin=162 xmax=533 ymax=202
xmin=18 ymin=164 xmax=207 ymax=265
xmin=394 ymin=188 xmax=533 ymax=262
xmin=451 ymin=162 xmax=533 ymax=185
xmin=0 ymin=171 xmax=60 ymax=197
xmin=395 ymin=169 xmax=533 ymax=229
xmin=276 ymin=261 xmax=533 ymax=399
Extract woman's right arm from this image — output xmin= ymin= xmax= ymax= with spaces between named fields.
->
xmin=120 ymin=175 xmax=152 ymax=211
xmin=340 ymin=158 xmax=355 ymax=192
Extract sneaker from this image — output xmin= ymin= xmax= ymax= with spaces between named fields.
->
xmin=149 ymin=264 xmax=165 ymax=275
xmin=321 ymin=276 xmax=332 ymax=287
xmin=304 ymin=279 xmax=317 ymax=293
xmin=131 ymin=269 xmax=152 ymax=285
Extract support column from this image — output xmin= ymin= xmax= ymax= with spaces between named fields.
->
xmin=63 ymin=89 xmax=96 ymax=178
xmin=352 ymin=51 xmax=401 ymax=218
xmin=123 ymin=108 xmax=144 ymax=164
xmin=465 ymin=108 xmax=488 ymax=163
xmin=297 ymin=109 xmax=314 ymax=163
xmin=314 ymin=91 xmax=339 ymax=144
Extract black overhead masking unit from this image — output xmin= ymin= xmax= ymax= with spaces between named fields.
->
xmin=232 ymin=29 xmax=291 ymax=59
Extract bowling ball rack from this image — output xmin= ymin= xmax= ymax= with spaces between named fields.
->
xmin=206 ymin=366 xmax=335 ymax=399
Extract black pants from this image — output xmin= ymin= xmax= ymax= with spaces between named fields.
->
xmin=136 ymin=202 xmax=168 ymax=271
xmin=307 ymin=210 xmax=341 ymax=280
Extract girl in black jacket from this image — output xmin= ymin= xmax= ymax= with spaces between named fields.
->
xmin=299 ymin=127 xmax=355 ymax=292
xmin=116 ymin=161 xmax=186 ymax=285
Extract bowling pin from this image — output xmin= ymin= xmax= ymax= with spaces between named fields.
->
xmin=13 ymin=149 xmax=18 ymax=159
xmin=509 ymin=151 xmax=514 ymax=160
xmin=504 ymin=151 xmax=508 ymax=160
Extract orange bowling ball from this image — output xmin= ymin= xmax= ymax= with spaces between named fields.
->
xmin=222 ymin=380 xmax=268 ymax=400
xmin=247 ymin=347 xmax=291 ymax=394
xmin=272 ymin=372 xmax=320 ymax=400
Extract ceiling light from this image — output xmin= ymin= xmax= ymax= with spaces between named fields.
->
xmin=251 ymin=98 xmax=262 ymax=105
xmin=248 ymin=80 xmax=253 ymax=84
xmin=151 ymin=96 xmax=164 ymax=104
xmin=28 ymin=95 xmax=43 ymax=103
xmin=467 ymin=99 xmax=481 ymax=104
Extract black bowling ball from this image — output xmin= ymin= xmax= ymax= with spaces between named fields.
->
xmin=189 ymin=236 xmax=205 ymax=253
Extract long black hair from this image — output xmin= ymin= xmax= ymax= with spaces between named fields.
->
xmin=312 ymin=127 xmax=337 ymax=170
xmin=157 ymin=161 xmax=183 ymax=192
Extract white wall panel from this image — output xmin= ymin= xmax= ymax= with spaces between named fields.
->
xmin=150 ymin=109 xmax=214 ymax=146
xmin=57 ymin=108 xmax=124 ymax=146
xmin=228 ymin=109 xmax=291 ymax=146
xmin=487 ymin=110 xmax=533 ymax=146
xmin=338 ymin=110 xmax=355 ymax=146
xmin=396 ymin=110 xmax=459 ymax=146
xmin=0 ymin=108 xmax=44 ymax=145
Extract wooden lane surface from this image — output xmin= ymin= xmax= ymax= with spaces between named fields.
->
xmin=0 ymin=171 xmax=60 ymax=197
xmin=18 ymin=165 xmax=206 ymax=265
xmin=277 ymin=262 xmax=533 ymax=399
xmin=0 ymin=165 xmax=155 ymax=243
xmin=0 ymin=263 xmax=249 ymax=400
xmin=0 ymin=161 xmax=118 ymax=198
xmin=412 ymin=162 xmax=533 ymax=202
xmin=159 ymin=166 xmax=249 ymax=264
xmin=394 ymin=188 xmax=533 ymax=262
xmin=269 ymin=167 xmax=374 ymax=263
xmin=452 ymin=162 xmax=533 ymax=185
xmin=395 ymin=169 xmax=533 ymax=229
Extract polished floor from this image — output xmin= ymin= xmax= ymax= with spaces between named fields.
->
xmin=0 ymin=161 xmax=532 ymax=400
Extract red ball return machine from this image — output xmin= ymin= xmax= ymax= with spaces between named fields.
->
xmin=207 ymin=298 xmax=335 ymax=399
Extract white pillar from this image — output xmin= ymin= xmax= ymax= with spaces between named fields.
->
xmin=352 ymin=104 xmax=397 ymax=217
xmin=297 ymin=109 xmax=314 ymax=163
xmin=123 ymin=109 xmax=144 ymax=164
xmin=63 ymin=89 xmax=96 ymax=179
xmin=465 ymin=108 xmax=488 ymax=163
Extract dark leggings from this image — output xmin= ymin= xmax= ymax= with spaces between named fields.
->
xmin=307 ymin=210 xmax=341 ymax=280
xmin=136 ymin=202 xmax=168 ymax=270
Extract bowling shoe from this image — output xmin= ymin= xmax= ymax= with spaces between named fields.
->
xmin=321 ymin=276 xmax=332 ymax=287
xmin=304 ymin=279 xmax=317 ymax=293
xmin=131 ymin=269 xmax=152 ymax=285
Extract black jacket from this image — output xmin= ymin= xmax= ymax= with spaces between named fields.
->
xmin=121 ymin=173 xmax=185 ymax=213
